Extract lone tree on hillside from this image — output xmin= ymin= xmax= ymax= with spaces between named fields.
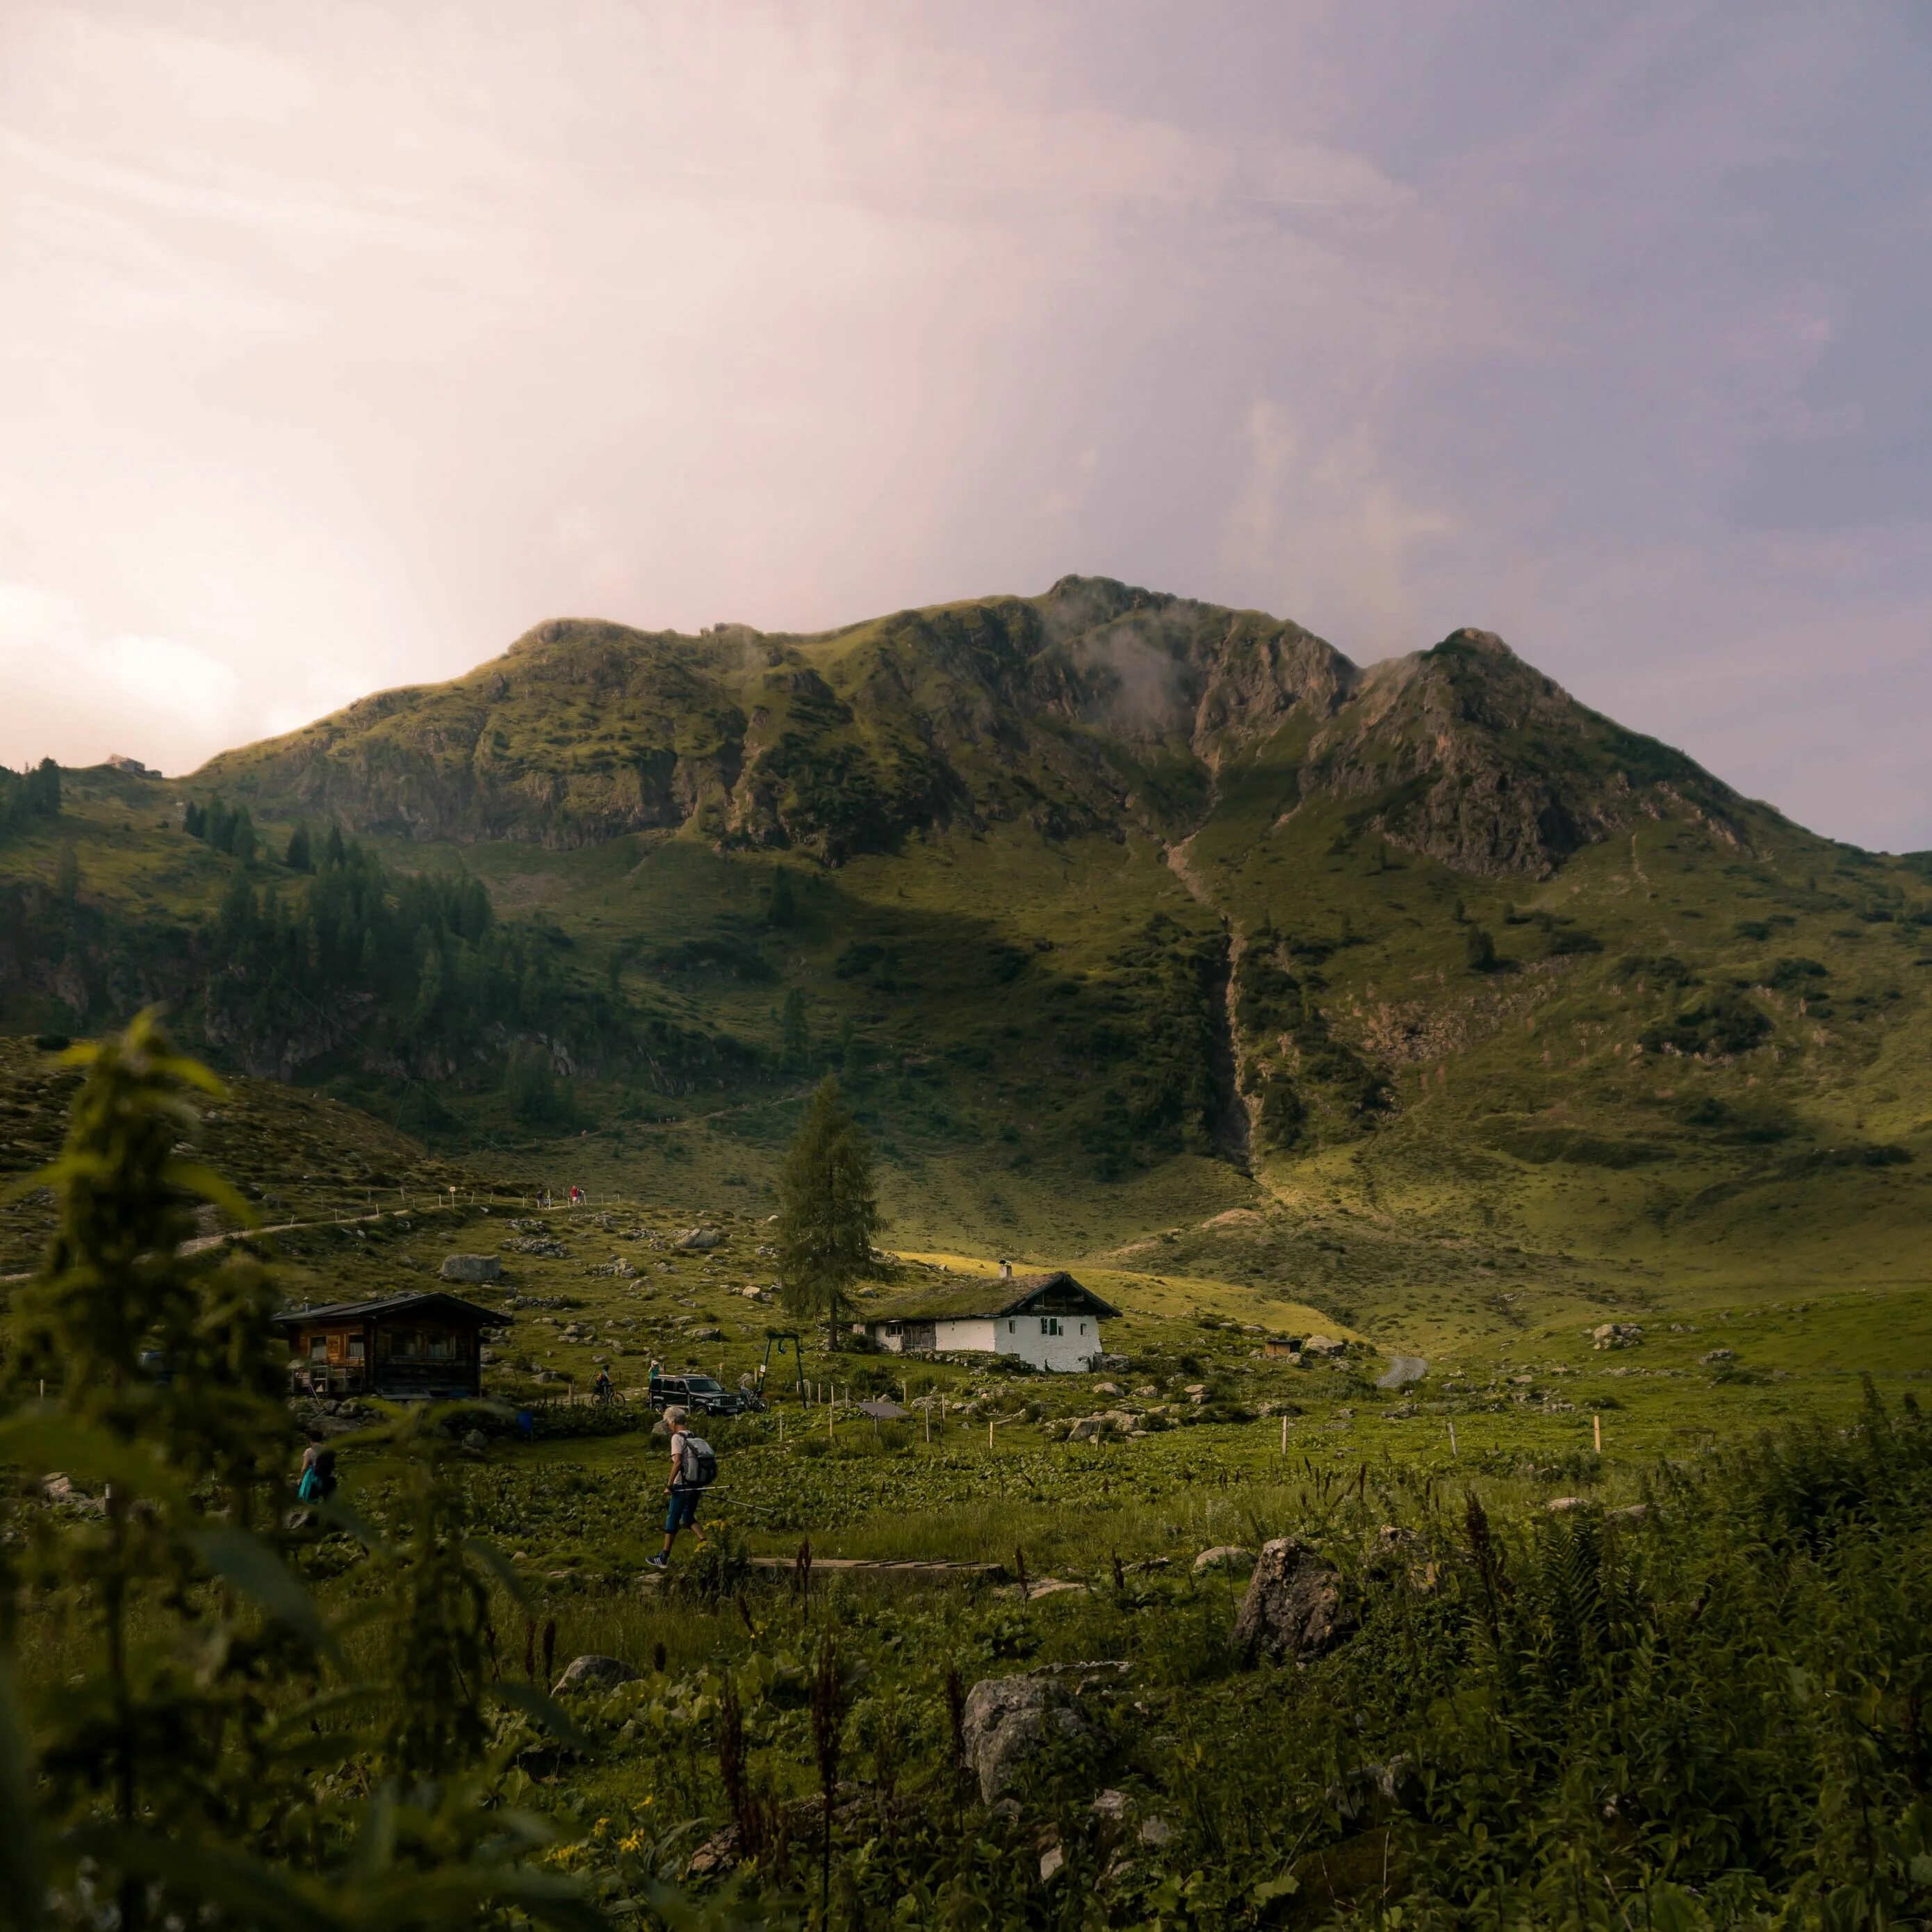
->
xmin=776 ymin=1075 xmax=878 ymax=1350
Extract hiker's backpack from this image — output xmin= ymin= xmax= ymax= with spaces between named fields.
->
xmin=680 ymin=1436 xmax=718 ymax=1489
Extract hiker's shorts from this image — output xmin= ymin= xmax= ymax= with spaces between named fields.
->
xmin=664 ymin=1489 xmax=701 ymax=1534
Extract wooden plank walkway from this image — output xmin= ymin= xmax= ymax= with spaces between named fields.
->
xmin=746 ymin=1556 xmax=1002 ymax=1579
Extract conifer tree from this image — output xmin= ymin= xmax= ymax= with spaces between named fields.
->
xmin=769 ymin=865 xmax=796 ymax=928
xmin=285 ymin=821 xmax=313 ymax=872
xmin=54 ymin=840 xmax=79 ymax=904
xmin=776 ymin=1075 xmax=879 ymax=1350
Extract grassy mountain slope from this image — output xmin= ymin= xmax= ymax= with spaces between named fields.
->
xmin=6 ymin=578 xmax=1931 ymax=1350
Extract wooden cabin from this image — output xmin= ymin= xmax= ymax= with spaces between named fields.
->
xmin=272 ymin=1291 xmax=507 ymax=1400
xmin=859 ymin=1270 xmax=1120 ymax=1373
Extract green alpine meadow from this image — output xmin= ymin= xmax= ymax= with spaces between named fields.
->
xmin=5 ymin=578 xmax=1932 ymax=1928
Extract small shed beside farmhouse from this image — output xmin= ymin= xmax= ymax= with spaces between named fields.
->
xmin=859 ymin=1270 xmax=1119 ymax=1373
xmin=272 ymin=1291 xmax=507 ymax=1400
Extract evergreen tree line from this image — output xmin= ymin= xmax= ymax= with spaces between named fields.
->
xmin=182 ymin=792 xmax=260 ymax=862
xmin=207 ymin=826 xmax=564 ymax=1054
xmin=0 ymin=757 xmax=61 ymax=839
xmin=198 ymin=825 xmax=755 ymax=1100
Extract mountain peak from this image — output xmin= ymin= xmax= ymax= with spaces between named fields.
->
xmin=195 ymin=580 xmax=1750 ymax=876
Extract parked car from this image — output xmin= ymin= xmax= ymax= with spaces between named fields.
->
xmin=647 ymin=1372 xmax=759 ymax=1417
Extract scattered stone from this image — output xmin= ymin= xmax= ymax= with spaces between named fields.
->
xmin=1193 ymin=1545 xmax=1255 ymax=1576
xmin=1701 ymin=1348 xmax=1737 ymax=1364
xmin=552 ymin=1653 xmax=638 ymax=1695
xmin=686 ymin=1824 xmax=739 ymax=1879
xmin=1607 ymin=1503 xmax=1650 ymax=1522
xmin=1093 ymin=1381 xmax=1123 ymax=1397
xmin=1546 ymin=1496 xmax=1591 ymax=1513
xmin=1375 ymin=1355 xmax=1428 ymax=1390
xmin=1231 ymin=1539 xmax=1353 ymax=1664
xmin=504 ymin=1237 xmax=568 ymax=1259
xmin=961 ymin=1675 xmax=1102 ymax=1801
xmin=1591 ymin=1323 xmax=1644 ymax=1350
xmin=689 ymin=1325 xmax=726 ymax=1343
xmin=1039 ymin=1847 xmax=1065 ymax=1883
xmin=1026 ymin=1578 xmax=1088 ymax=1602
xmin=1090 ymin=1789 xmax=1131 ymax=1824
xmin=676 ymin=1227 xmax=725 ymax=1251
xmin=1138 ymin=1816 xmax=1174 ymax=1847
xmin=441 ymin=1254 xmax=502 ymax=1284
xmin=461 ymin=1430 xmax=489 ymax=1453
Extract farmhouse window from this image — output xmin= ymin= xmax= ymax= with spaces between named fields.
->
xmin=309 ymin=1337 xmax=327 ymax=1362
xmin=347 ymin=1338 xmax=366 ymax=1361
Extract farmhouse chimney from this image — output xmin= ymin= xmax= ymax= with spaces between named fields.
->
xmin=999 ymin=1259 xmax=1013 ymax=1281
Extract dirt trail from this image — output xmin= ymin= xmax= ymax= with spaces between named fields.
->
xmin=1163 ymin=829 xmax=1254 ymax=1173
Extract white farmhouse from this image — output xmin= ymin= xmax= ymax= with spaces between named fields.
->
xmin=860 ymin=1268 xmax=1119 ymax=1373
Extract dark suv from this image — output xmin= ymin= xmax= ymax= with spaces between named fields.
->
xmin=648 ymin=1373 xmax=758 ymax=1417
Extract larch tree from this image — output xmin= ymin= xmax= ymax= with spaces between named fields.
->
xmin=776 ymin=1075 xmax=879 ymax=1350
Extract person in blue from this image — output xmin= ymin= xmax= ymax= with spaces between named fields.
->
xmin=647 ymin=1407 xmax=709 ymax=1570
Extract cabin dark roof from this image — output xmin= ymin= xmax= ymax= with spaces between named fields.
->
xmin=862 ymin=1270 xmax=1120 ymax=1324
xmin=270 ymin=1291 xmax=509 ymax=1329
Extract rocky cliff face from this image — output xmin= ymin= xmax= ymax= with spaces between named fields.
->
xmin=1297 ymin=628 xmax=1744 ymax=878
xmin=196 ymin=584 xmax=1742 ymax=878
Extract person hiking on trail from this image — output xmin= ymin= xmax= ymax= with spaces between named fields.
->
xmin=647 ymin=1407 xmax=714 ymax=1569
xmin=297 ymin=1431 xmax=338 ymax=1504
xmin=593 ymin=1366 xmax=612 ymax=1402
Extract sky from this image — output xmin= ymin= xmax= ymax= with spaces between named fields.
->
xmin=2 ymin=3 xmax=1929 ymax=849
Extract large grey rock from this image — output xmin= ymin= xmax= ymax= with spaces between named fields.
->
xmin=1591 ymin=1322 xmax=1643 ymax=1350
xmin=1375 ymin=1355 xmax=1427 ymax=1390
xmin=1301 ymin=1335 xmax=1348 ymax=1359
xmin=962 ymin=1675 xmax=1102 ymax=1801
xmin=676 ymin=1227 xmax=724 ymax=1251
xmin=1231 ymin=1538 xmax=1353 ymax=1665
xmin=441 ymin=1254 xmax=501 ymax=1284
xmin=552 ymin=1653 xmax=639 ymax=1696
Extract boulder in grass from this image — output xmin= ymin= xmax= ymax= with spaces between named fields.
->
xmin=441 ymin=1254 xmax=501 ymax=1284
xmin=1300 ymin=1335 xmax=1348 ymax=1359
xmin=552 ymin=1654 xmax=639 ymax=1696
xmin=961 ymin=1675 xmax=1102 ymax=1801
xmin=1231 ymin=1538 xmax=1354 ymax=1665
xmin=1193 ymin=1545 xmax=1256 ymax=1576
xmin=675 ymin=1227 xmax=724 ymax=1251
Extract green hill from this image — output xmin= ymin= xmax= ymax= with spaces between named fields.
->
xmin=6 ymin=577 xmax=1931 ymax=1346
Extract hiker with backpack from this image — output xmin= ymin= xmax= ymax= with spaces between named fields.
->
xmin=297 ymin=1430 xmax=338 ymax=1505
xmin=647 ymin=1405 xmax=714 ymax=1569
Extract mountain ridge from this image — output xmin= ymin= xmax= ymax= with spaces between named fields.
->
xmin=199 ymin=577 xmax=1749 ymax=883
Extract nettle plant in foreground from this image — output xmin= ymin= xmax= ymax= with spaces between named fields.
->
xmin=0 ymin=1013 xmax=606 ymax=1932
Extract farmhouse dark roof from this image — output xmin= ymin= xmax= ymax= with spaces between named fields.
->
xmin=863 ymin=1270 xmax=1120 ymax=1324
xmin=270 ymin=1291 xmax=509 ymax=1329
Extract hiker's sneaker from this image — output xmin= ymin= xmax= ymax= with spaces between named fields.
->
xmin=646 ymin=1555 xmax=668 ymax=1570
